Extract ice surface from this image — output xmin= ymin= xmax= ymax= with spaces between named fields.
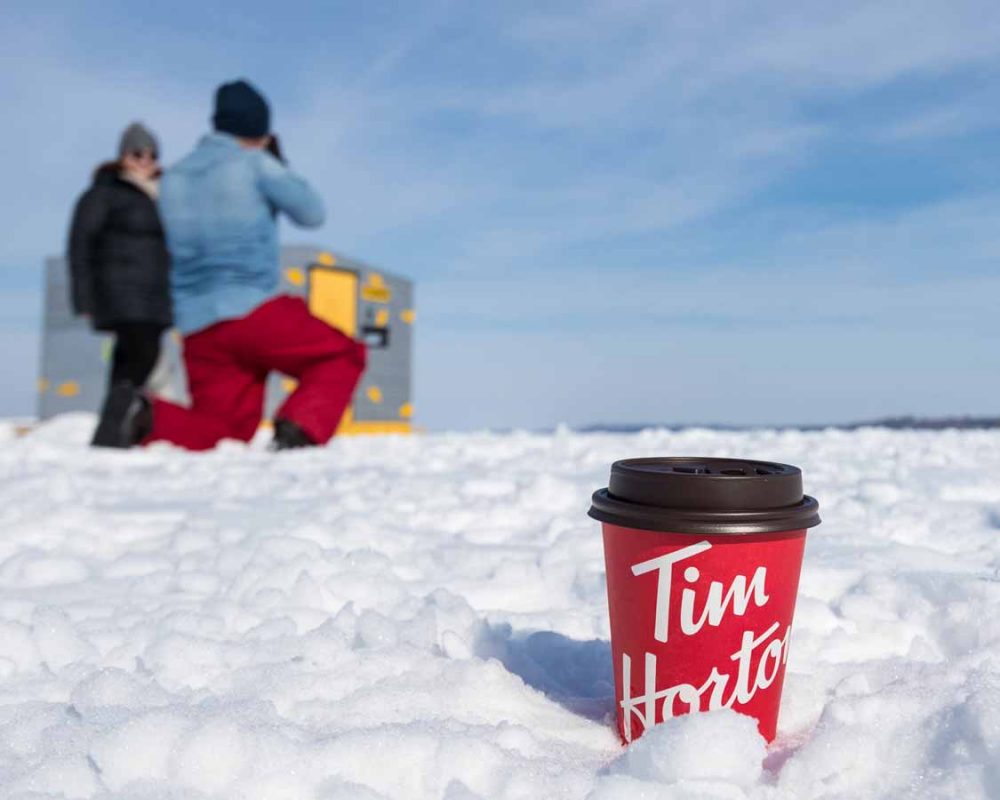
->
xmin=0 ymin=419 xmax=998 ymax=798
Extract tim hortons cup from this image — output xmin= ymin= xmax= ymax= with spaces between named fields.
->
xmin=589 ymin=458 xmax=821 ymax=744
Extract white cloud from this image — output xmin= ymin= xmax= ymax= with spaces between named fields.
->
xmin=876 ymin=95 xmax=1000 ymax=142
xmin=723 ymin=0 xmax=1000 ymax=86
xmin=419 ymin=193 xmax=1000 ymax=360
xmin=508 ymin=0 xmax=1000 ymax=92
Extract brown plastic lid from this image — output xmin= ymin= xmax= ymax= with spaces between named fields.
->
xmin=589 ymin=457 xmax=820 ymax=535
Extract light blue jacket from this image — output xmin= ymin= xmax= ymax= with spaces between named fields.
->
xmin=158 ymin=132 xmax=325 ymax=335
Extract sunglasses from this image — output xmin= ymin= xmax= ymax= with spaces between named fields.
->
xmin=131 ymin=150 xmax=159 ymax=161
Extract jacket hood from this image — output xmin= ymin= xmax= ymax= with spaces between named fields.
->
xmin=93 ymin=161 xmax=121 ymax=185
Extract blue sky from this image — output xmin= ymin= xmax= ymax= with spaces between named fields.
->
xmin=1 ymin=1 xmax=998 ymax=429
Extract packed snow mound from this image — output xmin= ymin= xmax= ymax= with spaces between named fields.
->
xmin=601 ymin=708 xmax=767 ymax=791
xmin=0 ymin=418 xmax=998 ymax=799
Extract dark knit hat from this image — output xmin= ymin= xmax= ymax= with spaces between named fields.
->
xmin=212 ymin=79 xmax=270 ymax=138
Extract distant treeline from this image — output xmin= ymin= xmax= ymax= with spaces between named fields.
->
xmin=579 ymin=416 xmax=1000 ymax=433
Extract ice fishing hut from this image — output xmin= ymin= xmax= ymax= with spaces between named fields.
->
xmin=38 ymin=246 xmax=415 ymax=434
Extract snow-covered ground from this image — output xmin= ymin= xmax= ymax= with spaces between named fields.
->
xmin=1 ymin=416 xmax=998 ymax=799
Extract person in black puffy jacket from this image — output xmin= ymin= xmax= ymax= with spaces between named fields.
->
xmin=67 ymin=122 xmax=172 ymax=447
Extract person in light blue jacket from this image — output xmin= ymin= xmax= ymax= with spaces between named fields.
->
xmin=161 ymin=123 xmax=326 ymax=337
xmin=102 ymin=79 xmax=366 ymax=451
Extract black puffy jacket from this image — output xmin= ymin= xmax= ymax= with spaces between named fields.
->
xmin=67 ymin=165 xmax=172 ymax=331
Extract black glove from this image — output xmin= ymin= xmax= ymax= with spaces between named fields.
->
xmin=266 ymin=134 xmax=286 ymax=164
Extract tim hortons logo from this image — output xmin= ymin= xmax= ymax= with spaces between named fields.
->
xmin=620 ymin=541 xmax=789 ymax=742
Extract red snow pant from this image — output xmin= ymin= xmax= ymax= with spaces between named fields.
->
xmin=145 ymin=296 xmax=366 ymax=451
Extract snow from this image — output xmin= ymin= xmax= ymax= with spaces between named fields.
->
xmin=604 ymin=709 xmax=768 ymax=788
xmin=1 ymin=417 xmax=999 ymax=798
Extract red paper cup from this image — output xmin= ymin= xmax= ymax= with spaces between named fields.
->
xmin=589 ymin=458 xmax=820 ymax=744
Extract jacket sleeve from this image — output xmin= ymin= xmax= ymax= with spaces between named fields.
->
xmin=67 ymin=187 xmax=108 ymax=315
xmin=256 ymin=153 xmax=326 ymax=229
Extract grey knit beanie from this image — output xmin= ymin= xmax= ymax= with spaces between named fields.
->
xmin=118 ymin=122 xmax=158 ymax=158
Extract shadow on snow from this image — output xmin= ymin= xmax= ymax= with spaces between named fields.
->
xmin=476 ymin=623 xmax=615 ymax=724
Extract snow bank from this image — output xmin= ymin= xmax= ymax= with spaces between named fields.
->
xmin=595 ymin=709 xmax=767 ymax=797
xmin=0 ymin=419 xmax=998 ymax=798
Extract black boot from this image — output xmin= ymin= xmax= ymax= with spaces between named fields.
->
xmin=271 ymin=418 xmax=317 ymax=451
xmin=91 ymin=382 xmax=152 ymax=449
